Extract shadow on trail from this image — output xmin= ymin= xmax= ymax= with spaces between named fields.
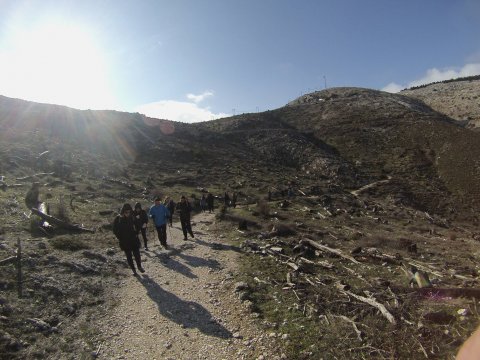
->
xmin=138 ymin=275 xmax=233 ymax=339
xmin=151 ymin=250 xmax=198 ymax=279
xmin=176 ymin=252 xmax=222 ymax=270
xmin=195 ymin=238 xmax=242 ymax=253
xmin=163 ymin=242 xmax=221 ymax=270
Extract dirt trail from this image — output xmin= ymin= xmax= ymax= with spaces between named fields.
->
xmin=98 ymin=212 xmax=279 ymax=360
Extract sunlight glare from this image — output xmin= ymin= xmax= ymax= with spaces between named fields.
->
xmin=0 ymin=19 xmax=116 ymax=110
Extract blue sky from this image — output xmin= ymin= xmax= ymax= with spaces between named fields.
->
xmin=0 ymin=0 xmax=479 ymax=122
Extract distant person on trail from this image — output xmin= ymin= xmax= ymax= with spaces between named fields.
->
xmin=177 ymin=195 xmax=194 ymax=240
xmin=200 ymin=194 xmax=207 ymax=212
xmin=113 ymin=203 xmax=145 ymax=276
xmin=224 ymin=192 xmax=230 ymax=207
xmin=149 ymin=197 xmax=170 ymax=249
xmin=133 ymin=202 xmax=149 ymax=251
xmin=165 ymin=197 xmax=176 ymax=227
xmin=231 ymin=192 xmax=238 ymax=208
xmin=206 ymin=192 xmax=214 ymax=213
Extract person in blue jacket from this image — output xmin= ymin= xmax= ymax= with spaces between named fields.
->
xmin=149 ymin=197 xmax=170 ymax=249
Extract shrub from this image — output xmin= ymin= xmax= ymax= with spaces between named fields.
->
xmin=216 ymin=205 xmax=227 ymax=220
xmin=257 ymin=200 xmax=270 ymax=218
xmin=54 ymin=196 xmax=70 ymax=222
xmin=51 ymin=236 xmax=90 ymax=251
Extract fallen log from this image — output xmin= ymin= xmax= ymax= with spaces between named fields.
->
xmin=301 ymin=238 xmax=360 ymax=264
xmin=31 ymin=208 xmax=95 ymax=233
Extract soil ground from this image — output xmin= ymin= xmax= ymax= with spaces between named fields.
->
xmin=97 ymin=211 xmax=280 ymax=360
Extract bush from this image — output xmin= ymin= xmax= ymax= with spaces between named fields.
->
xmin=51 ymin=236 xmax=90 ymax=251
xmin=216 ymin=205 xmax=227 ymax=220
xmin=54 ymin=196 xmax=70 ymax=222
xmin=257 ymin=200 xmax=270 ymax=218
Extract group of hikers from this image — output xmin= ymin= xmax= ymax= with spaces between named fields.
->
xmin=113 ymin=194 xmax=204 ymax=275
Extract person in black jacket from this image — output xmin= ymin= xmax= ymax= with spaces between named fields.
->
xmin=133 ymin=202 xmax=149 ymax=250
xmin=113 ymin=203 xmax=145 ymax=276
xmin=206 ymin=192 xmax=214 ymax=213
xmin=165 ymin=197 xmax=176 ymax=227
xmin=177 ymin=195 xmax=194 ymax=240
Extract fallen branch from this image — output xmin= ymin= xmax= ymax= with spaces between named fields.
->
xmin=331 ymin=314 xmax=363 ymax=342
xmin=31 ymin=208 xmax=95 ymax=233
xmin=0 ymin=256 xmax=16 ymax=266
xmin=301 ymin=238 xmax=360 ymax=264
xmin=341 ymin=290 xmax=396 ymax=324
xmin=16 ymin=172 xmax=55 ymax=181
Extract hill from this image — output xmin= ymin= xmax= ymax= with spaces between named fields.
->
xmin=1 ymin=88 xmax=480 ymax=359
xmin=402 ymin=76 xmax=480 ymax=129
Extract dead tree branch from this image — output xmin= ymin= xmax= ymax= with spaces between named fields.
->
xmin=341 ymin=290 xmax=396 ymax=324
xmin=301 ymin=238 xmax=361 ymax=264
xmin=31 ymin=208 xmax=94 ymax=233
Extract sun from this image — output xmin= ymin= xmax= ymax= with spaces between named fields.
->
xmin=0 ymin=19 xmax=116 ymax=110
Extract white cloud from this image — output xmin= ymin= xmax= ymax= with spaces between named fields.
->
xmin=382 ymin=82 xmax=404 ymax=93
xmin=186 ymin=90 xmax=214 ymax=103
xmin=382 ymin=63 xmax=480 ymax=93
xmin=135 ymin=99 xmax=230 ymax=123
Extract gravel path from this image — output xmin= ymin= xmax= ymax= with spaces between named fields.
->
xmin=98 ymin=212 xmax=280 ymax=360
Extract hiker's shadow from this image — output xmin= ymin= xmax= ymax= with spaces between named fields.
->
xmin=195 ymin=238 xmax=241 ymax=253
xmin=139 ymin=275 xmax=232 ymax=339
xmin=176 ymin=252 xmax=221 ymax=270
xmin=152 ymin=250 xmax=197 ymax=279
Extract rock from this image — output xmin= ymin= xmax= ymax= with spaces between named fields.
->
xmin=1 ymin=332 xmax=22 ymax=351
xmin=26 ymin=318 xmax=53 ymax=333
xmin=238 ymin=291 xmax=250 ymax=301
xmin=234 ymin=282 xmax=249 ymax=292
xmin=423 ymin=311 xmax=455 ymax=325
xmin=233 ymin=332 xmax=242 ymax=339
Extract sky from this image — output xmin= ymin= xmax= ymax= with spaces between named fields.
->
xmin=0 ymin=0 xmax=479 ymax=123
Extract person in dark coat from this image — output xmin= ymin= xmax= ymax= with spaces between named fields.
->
xmin=133 ymin=202 xmax=149 ymax=250
xmin=224 ymin=192 xmax=230 ymax=207
xmin=177 ymin=195 xmax=194 ymax=240
xmin=206 ymin=192 xmax=214 ymax=213
xmin=113 ymin=203 xmax=145 ymax=275
xmin=165 ymin=197 xmax=176 ymax=227
xmin=200 ymin=194 xmax=207 ymax=212
xmin=231 ymin=192 xmax=238 ymax=208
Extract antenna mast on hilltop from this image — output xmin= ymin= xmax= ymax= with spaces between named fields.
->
xmin=323 ymin=75 xmax=327 ymax=89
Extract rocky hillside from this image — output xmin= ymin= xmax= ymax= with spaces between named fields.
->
xmin=402 ymin=76 xmax=480 ymax=129
xmin=1 ymin=87 xmax=480 ymax=358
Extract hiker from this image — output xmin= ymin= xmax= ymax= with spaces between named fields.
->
xmin=287 ymin=185 xmax=294 ymax=198
xmin=113 ymin=203 xmax=145 ymax=276
xmin=200 ymin=194 xmax=207 ymax=212
xmin=177 ymin=195 xmax=194 ymax=240
xmin=165 ymin=197 xmax=176 ymax=227
xmin=224 ymin=192 xmax=230 ymax=207
xmin=149 ymin=197 xmax=170 ymax=249
xmin=133 ymin=202 xmax=149 ymax=250
xmin=206 ymin=192 xmax=214 ymax=213
xmin=231 ymin=192 xmax=238 ymax=208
